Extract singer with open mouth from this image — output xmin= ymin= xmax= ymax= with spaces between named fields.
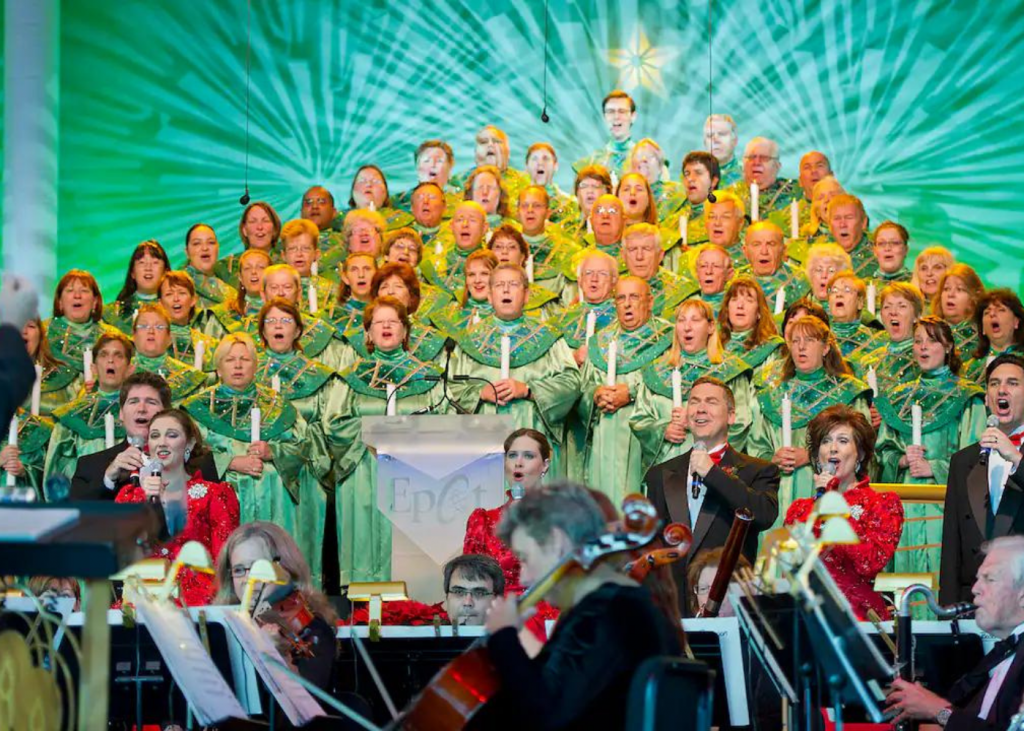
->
xmin=941 ymin=353 xmax=1024 ymax=606
xmin=784 ymin=404 xmax=904 ymax=619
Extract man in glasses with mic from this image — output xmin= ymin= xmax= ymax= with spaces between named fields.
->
xmin=941 ymin=353 xmax=1024 ymax=605
xmin=443 ymin=554 xmax=505 ymax=627
xmin=643 ymin=376 xmax=780 ymax=614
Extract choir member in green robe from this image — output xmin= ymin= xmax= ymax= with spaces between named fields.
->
xmin=865 ymin=221 xmax=913 ymax=308
xmin=701 ymin=191 xmax=746 ymax=271
xmin=323 ymin=253 xmax=377 ymax=345
xmin=798 ymin=152 xmax=832 ymax=204
xmin=254 ymin=299 xmax=335 ymax=584
xmin=392 ymin=140 xmax=462 ymax=215
xmin=486 ymin=224 xmax=559 ymax=318
xmin=827 ymin=195 xmax=875 ymax=280
xmin=300 ymin=185 xmax=344 ymax=253
xmin=23 ymin=316 xmax=80 ymax=416
xmin=730 ymin=137 xmax=799 ymax=222
xmin=910 ymin=246 xmax=954 ymax=316
xmin=747 ymin=315 xmax=871 ymax=520
xmin=580 ymin=276 xmax=671 ymax=504
xmin=182 ymin=332 xmax=309 ymax=535
xmin=630 ymin=298 xmax=753 ymax=470
xmin=617 ymin=172 xmax=661 ymax=229
xmin=805 ymin=243 xmax=853 ymax=313
xmin=158 ymin=271 xmax=219 ymax=372
xmin=450 ymin=264 xmax=581 ymax=478
xmin=860 ymin=282 xmax=925 ymax=391
xmin=464 ymin=165 xmax=521 ymax=232
xmin=964 ymin=289 xmax=1024 ymax=382
xmin=321 ymin=208 xmax=389 ymax=284
xmin=0 ymin=408 xmax=54 ymax=499
xmin=524 ymin=143 xmax=575 ymax=223
xmin=259 ymin=263 xmax=349 ymax=370
xmin=45 ymin=269 xmax=120 ymax=378
xmin=366 ymin=263 xmax=447 ymax=365
xmin=408 ymin=183 xmax=448 ymax=251
xmin=344 ymin=164 xmax=414 ymax=233
xmin=688 ymin=244 xmax=735 ymax=316
xmin=716 ymin=276 xmax=786 ymax=391
xmin=934 ymin=263 xmax=984 ymax=360
xmin=183 ymin=223 xmax=238 ymax=308
xmin=622 ymin=223 xmax=696 ymax=319
xmin=826 ymin=271 xmax=886 ymax=368
xmin=214 ymin=201 xmax=282 ymax=282
xmin=800 ymin=175 xmax=845 ymax=244
xmin=573 ymin=90 xmax=636 ymax=176
xmin=325 ymin=296 xmax=447 ymax=583
xmin=739 ymin=222 xmax=810 ymax=314
xmin=517 ymin=186 xmax=580 ymax=302
xmin=421 ymin=201 xmax=489 ymax=295
xmin=382 ymin=226 xmax=455 ymax=322
xmin=280 ymin=218 xmax=337 ymax=313
xmin=629 ymin=139 xmax=686 ymax=221
xmin=875 ymin=317 xmax=986 ymax=576
xmin=454 ymin=125 xmax=530 ymax=202
xmin=559 ymin=165 xmax=612 ymax=241
xmin=131 ymin=304 xmax=207 ymax=403
xmin=43 ymin=332 xmax=133 ymax=486
xmin=204 ymin=249 xmax=271 ymax=339
xmin=661 ymin=151 xmax=718 ymax=272
xmin=103 ymin=240 xmax=171 ymax=334
xmin=703 ymin=114 xmax=742 ymax=187
xmin=432 ymin=250 xmax=499 ymax=337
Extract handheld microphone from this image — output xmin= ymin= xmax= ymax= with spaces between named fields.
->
xmin=43 ymin=474 xmax=71 ymax=503
xmin=510 ymin=482 xmax=525 ymax=500
xmin=816 ymin=461 xmax=839 ymax=499
xmin=979 ymin=414 xmax=1000 ymax=466
xmin=691 ymin=441 xmax=707 ymax=498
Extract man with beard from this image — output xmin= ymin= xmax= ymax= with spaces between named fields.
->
xmin=574 ymin=90 xmax=638 ymax=177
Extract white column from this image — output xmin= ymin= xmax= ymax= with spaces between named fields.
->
xmin=4 ymin=0 xmax=60 ymax=313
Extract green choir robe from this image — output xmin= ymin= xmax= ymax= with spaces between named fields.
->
xmin=44 ymin=318 xmax=120 ymax=374
xmin=832 ymin=320 xmax=887 ymax=369
xmin=102 ymin=292 xmax=159 ymax=334
xmin=523 ymin=227 xmax=580 ymax=302
xmin=866 ymin=267 xmax=913 ymax=312
xmin=630 ymin=349 xmax=754 ymax=471
xmin=203 ymin=298 xmax=263 ymax=339
xmin=963 ymin=344 xmax=1024 ymax=384
xmin=254 ymin=349 xmax=336 ymax=585
xmin=662 ymin=202 xmax=710 ymax=274
xmin=449 ymin=315 xmax=581 ymax=479
xmin=170 ymin=323 xmax=219 ymax=372
xmin=875 ymin=367 xmax=986 ymax=577
xmin=573 ymin=137 xmax=632 ymax=175
xmin=949 ymin=321 xmax=980 ymax=363
xmin=719 ymin=157 xmax=742 ymax=187
xmin=43 ymin=389 xmax=125 ymax=492
xmin=183 ymin=383 xmax=311 ymax=535
xmin=184 ymin=265 xmax=237 ymax=309
xmin=431 ymin=300 xmax=493 ymax=339
xmin=722 ymin=331 xmax=786 ymax=392
xmin=133 ymin=353 xmax=208 ymax=403
xmin=33 ymin=362 xmax=82 ymax=417
xmin=214 ymin=248 xmax=281 ymax=283
xmin=1 ymin=410 xmax=54 ymax=499
xmin=552 ymin=299 xmax=618 ymax=350
xmin=737 ymin=261 xmax=811 ymax=316
xmin=579 ymin=319 xmax=672 ymax=505
xmin=729 ymin=178 xmax=800 ymax=221
xmin=645 ymin=270 xmax=698 ymax=321
xmin=748 ymin=368 xmax=871 ymax=524
xmin=651 ymin=180 xmax=687 ymax=222
xmin=326 ymin=349 xmax=446 ymax=583
xmin=417 ymin=284 xmax=454 ymax=324
xmin=344 ymin=317 xmax=448 ymax=367
xmin=859 ymin=336 xmax=918 ymax=388
xmin=420 ymin=244 xmax=484 ymax=295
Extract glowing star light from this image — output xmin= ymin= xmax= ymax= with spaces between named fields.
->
xmin=608 ymin=29 xmax=680 ymax=96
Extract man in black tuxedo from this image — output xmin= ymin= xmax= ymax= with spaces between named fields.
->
xmin=642 ymin=376 xmax=781 ymax=615
xmin=888 ymin=535 xmax=1024 ymax=730
xmin=0 ymin=274 xmax=39 ymax=442
xmin=70 ymin=371 xmax=218 ymax=500
xmin=941 ymin=354 xmax=1024 ymax=605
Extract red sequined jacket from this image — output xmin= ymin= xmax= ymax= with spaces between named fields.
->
xmin=116 ymin=473 xmax=240 ymax=606
xmin=784 ymin=482 xmax=904 ymax=620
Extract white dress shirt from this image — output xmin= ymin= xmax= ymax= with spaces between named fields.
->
xmin=978 ymin=622 xmax=1024 ymax=719
xmin=988 ymin=426 xmax=1024 ymax=513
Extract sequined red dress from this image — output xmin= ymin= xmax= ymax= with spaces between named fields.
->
xmin=784 ymin=480 xmax=904 ymax=620
xmin=116 ymin=472 xmax=240 ymax=606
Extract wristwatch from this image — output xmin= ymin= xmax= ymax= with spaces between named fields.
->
xmin=936 ymin=706 xmax=953 ymax=727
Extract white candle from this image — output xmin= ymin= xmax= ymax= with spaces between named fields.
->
xmin=193 ymin=340 xmax=205 ymax=371
xmin=500 ymin=336 xmax=511 ymax=380
xmin=30 ymin=365 xmax=42 ymax=416
xmin=434 ymin=238 xmax=443 ymax=257
xmin=311 ymin=260 xmax=319 ymax=278
xmin=586 ymin=218 xmax=594 ymax=235
xmin=781 ymin=393 xmax=792 ymax=448
xmin=679 ymin=215 xmax=689 ymax=248
xmin=308 ymin=280 xmax=318 ymax=314
xmin=867 ymin=366 xmax=878 ymax=395
xmin=271 ymin=374 xmax=282 ymax=393
xmin=386 ymin=383 xmax=397 ymax=416
xmin=585 ymin=311 xmax=597 ymax=342
xmin=606 ymin=340 xmax=618 ymax=387
xmin=750 ymin=183 xmax=759 ymax=222
xmin=83 ymin=350 xmax=94 ymax=383
xmin=911 ymin=403 xmax=923 ymax=447
xmin=250 ymin=407 xmax=261 ymax=444
xmin=671 ymin=369 xmax=683 ymax=409
xmin=525 ymin=255 xmax=534 ymax=283
xmin=368 ymin=200 xmax=376 ymax=213
xmin=774 ymin=286 xmax=786 ymax=316
xmin=610 ymin=171 xmax=619 ymax=190
xmin=104 ymin=412 xmax=116 ymax=449
xmin=5 ymin=417 xmax=16 ymax=487
xmin=867 ymin=281 xmax=877 ymax=315
xmin=790 ymin=200 xmax=799 ymax=239
xmin=471 ymin=311 xmax=480 ymax=326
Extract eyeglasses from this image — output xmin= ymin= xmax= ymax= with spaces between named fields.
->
xmin=707 ymin=213 xmax=736 ymax=223
xmin=616 ymin=293 xmax=645 ymax=303
xmin=581 ymin=269 xmax=612 ymax=279
xmin=136 ymin=324 xmax=168 ymax=332
xmin=303 ymin=197 xmax=330 ymax=206
xmin=577 ymin=182 xmax=606 ymax=193
xmin=493 ymin=280 xmax=524 ymax=291
xmin=264 ymin=317 xmax=295 ymax=325
xmin=810 ymin=265 xmax=839 ymax=277
xmin=828 ymin=286 xmax=857 ymax=296
xmin=371 ymin=319 xmax=402 ymax=328
xmin=594 ymin=205 xmax=620 ymax=215
xmin=447 ymin=587 xmax=494 ymax=600
xmin=875 ymin=240 xmax=906 ymax=250
xmin=356 ymin=176 xmax=383 ymax=186
xmin=743 ymin=154 xmax=778 ymax=163
xmin=389 ymin=242 xmax=417 ymax=253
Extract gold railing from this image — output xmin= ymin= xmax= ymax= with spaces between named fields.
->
xmin=872 ymin=482 xmax=945 ymax=504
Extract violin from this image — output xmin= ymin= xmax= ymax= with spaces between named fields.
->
xmin=624 ymin=522 xmax=693 ymax=582
xmin=398 ymin=493 xmax=662 ymax=730
xmin=253 ymin=583 xmax=317 ymax=658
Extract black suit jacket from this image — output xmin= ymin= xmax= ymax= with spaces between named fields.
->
xmin=947 ymin=640 xmax=1024 ymax=731
xmin=70 ymin=441 xmax=220 ymax=501
xmin=0 ymin=324 xmax=36 ymax=441
xmin=940 ymin=443 xmax=1024 ymax=605
xmin=643 ymin=445 xmax=781 ymax=615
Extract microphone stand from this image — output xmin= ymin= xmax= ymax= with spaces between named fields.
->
xmin=421 ymin=338 xmax=469 ymax=414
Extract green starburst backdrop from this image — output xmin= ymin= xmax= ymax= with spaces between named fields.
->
xmin=5 ymin=0 xmax=1024 ymax=298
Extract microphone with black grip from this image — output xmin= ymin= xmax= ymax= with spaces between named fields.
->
xmin=979 ymin=414 xmax=1001 ymax=467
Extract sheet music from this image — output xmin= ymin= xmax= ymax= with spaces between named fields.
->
xmin=0 ymin=508 xmax=79 ymax=541
xmin=222 ymin=610 xmax=326 ymax=726
xmin=134 ymin=595 xmax=248 ymax=725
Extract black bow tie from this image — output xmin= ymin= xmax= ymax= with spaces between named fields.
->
xmin=947 ymin=633 xmax=1021 ymax=705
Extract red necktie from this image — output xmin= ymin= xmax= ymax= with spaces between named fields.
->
xmin=709 ymin=445 xmax=728 ymax=464
xmin=1011 ymin=433 xmax=1023 ymax=448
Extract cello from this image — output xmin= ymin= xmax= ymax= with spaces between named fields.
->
xmin=623 ymin=521 xmax=693 ymax=582
xmin=397 ymin=493 xmax=662 ymax=730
